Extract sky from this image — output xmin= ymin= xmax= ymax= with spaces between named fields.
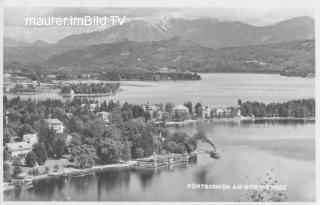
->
xmin=3 ymin=7 xmax=315 ymax=43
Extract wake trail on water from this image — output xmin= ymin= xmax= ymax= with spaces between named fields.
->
xmin=192 ymin=131 xmax=216 ymax=153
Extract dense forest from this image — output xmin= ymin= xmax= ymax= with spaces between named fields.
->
xmin=60 ymin=83 xmax=120 ymax=94
xmin=240 ymin=99 xmax=315 ymax=118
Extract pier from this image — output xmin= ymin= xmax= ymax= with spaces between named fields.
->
xmin=136 ymin=152 xmax=194 ymax=168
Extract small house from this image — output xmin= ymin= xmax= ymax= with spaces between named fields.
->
xmin=46 ymin=118 xmax=65 ymax=134
xmin=97 ymin=111 xmax=110 ymax=123
xmin=22 ymin=133 xmax=38 ymax=146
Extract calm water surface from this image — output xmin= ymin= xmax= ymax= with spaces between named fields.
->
xmin=4 ymin=120 xmax=315 ymax=201
xmin=7 ymin=73 xmax=315 ymax=105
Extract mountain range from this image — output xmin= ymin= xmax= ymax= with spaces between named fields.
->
xmin=4 ymin=16 xmax=314 ymax=49
xmin=3 ymin=16 xmax=315 ymax=77
xmin=55 ymin=16 xmax=314 ymax=48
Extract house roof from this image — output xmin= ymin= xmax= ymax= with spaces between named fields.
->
xmin=6 ymin=142 xmax=32 ymax=150
xmin=173 ymin=105 xmax=189 ymax=110
xmin=66 ymin=135 xmax=73 ymax=142
xmin=46 ymin=118 xmax=63 ymax=125
xmin=22 ymin=133 xmax=37 ymax=141
xmin=98 ymin=111 xmax=109 ymax=114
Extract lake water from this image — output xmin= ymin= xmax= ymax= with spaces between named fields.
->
xmin=4 ymin=119 xmax=315 ymax=202
xmin=7 ymin=73 xmax=314 ymax=105
xmin=4 ymin=74 xmax=315 ymax=202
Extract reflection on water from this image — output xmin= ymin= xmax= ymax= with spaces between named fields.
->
xmin=4 ymin=120 xmax=315 ymax=202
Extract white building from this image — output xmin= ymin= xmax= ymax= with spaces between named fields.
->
xmin=236 ymin=108 xmax=241 ymax=117
xmin=81 ymin=73 xmax=91 ymax=78
xmin=97 ymin=111 xmax=110 ymax=123
xmin=46 ymin=118 xmax=65 ymax=134
xmin=146 ymin=104 xmax=160 ymax=118
xmin=173 ymin=105 xmax=189 ymax=113
xmin=216 ymin=108 xmax=224 ymax=117
xmin=22 ymin=133 xmax=38 ymax=146
xmin=90 ymin=103 xmax=98 ymax=112
xmin=48 ymin=74 xmax=57 ymax=79
xmin=6 ymin=142 xmax=32 ymax=157
xmin=202 ymin=105 xmax=215 ymax=119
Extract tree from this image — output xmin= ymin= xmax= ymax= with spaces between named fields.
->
xmin=184 ymin=101 xmax=193 ymax=115
xmin=132 ymin=105 xmax=145 ymax=118
xmin=3 ymin=162 xmax=11 ymax=182
xmin=194 ymin=102 xmax=203 ymax=118
xmin=83 ymin=119 xmax=106 ymax=139
xmin=121 ymin=141 xmax=132 ymax=161
xmin=109 ymin=111 xmax=123 ymax=125
xmin=12 ymin=158 xmax=21 ymax=178
xmin=141 ymin=129 xmax=154 ymax=157
xmin=121 ymin=102 xmax=133 ymax=122
xmin=70 ymin=144 xmax=97 ymax=168
xmin=20 ymin=123 xmax=34 ymax=136
xmin=144 ymin=111 xmax=151 ymax=121
xmin=3 ymin=148 xmax=10 ymax=162
xmin=165 ymin=102 xmax=175 ymax=113
xmin=165 ymin=141 xmax=178 ymax=153
xmin=68 ymin=116 xmax=84 ymax=133
xmin=54 ymin=135 xmax=66 ymax=158
xmin=3 ymin=127 xmax=15 ymax=144
xmin=39 ymin=124 xmax=57 ymax=156
xmin=99 ymin=138 xmax=122 ymax=163
xmin=173 ymin=109 xmax=189 ymax=121
xmin=161 ymin=112 xmax=170 ymax=122
xmin=33 ymin=143 xmax=47 ymax=164
xmin=78 ymin=155 xmax=95 ymax=168
xmin=25 ymin=152 xmax=38 ymax=167
xmin=134 ymin=147 xmax=144 ymax=158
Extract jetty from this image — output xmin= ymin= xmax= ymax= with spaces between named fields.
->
xmin=136 ymin=152 xmax=194 ymax=168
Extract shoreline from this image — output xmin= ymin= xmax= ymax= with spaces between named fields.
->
xmin=60 ymin=92 xmax=114 ymax=97
xmin=3 ymin=161 xmax=138 ymax=192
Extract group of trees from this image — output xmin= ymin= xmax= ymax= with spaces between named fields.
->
xmin=67 ymin=108 xmax=198 ymax=167
xmin=60 ymin=82 xmax=120 ymax=94
xmin=25 ymin=143 xmax=48 ymax=166
xmin=3 ymin=96 xmax=200 ymax=170
xmin=240 ymin=99 xmax=315 ymax=118
xmin=9 ymin=84 xmax=36 ymax=93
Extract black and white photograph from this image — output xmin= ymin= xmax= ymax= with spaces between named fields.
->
xmin=1 ymin=0 xmax=318 ymax=203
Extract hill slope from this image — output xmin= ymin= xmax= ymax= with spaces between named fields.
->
xmin=45 ymin=38 xmax=314 ymax=77
xmin=56 ymin=16 xmax=314 ymax=48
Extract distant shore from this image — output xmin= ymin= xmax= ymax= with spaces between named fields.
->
xmin=5 ymin=91 xmax=41 ymax=95
xmin=60 ymin=92 xmax=114 ymax=97
xmin=164 ymin=116 xmax=315 ymax=126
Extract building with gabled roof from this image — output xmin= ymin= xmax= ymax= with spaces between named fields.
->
xmin=6 ymin=142 xmax=32 ymax=157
